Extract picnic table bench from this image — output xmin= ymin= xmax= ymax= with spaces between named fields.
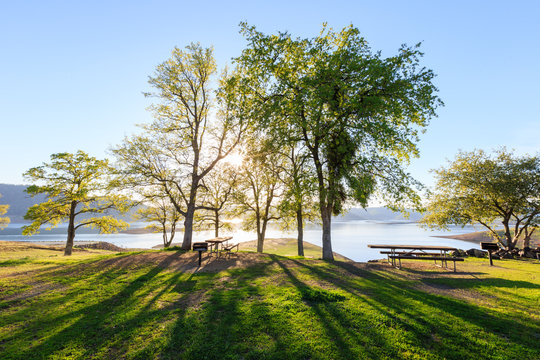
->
xmin=368 ymin=244 xmax=464 ymax=272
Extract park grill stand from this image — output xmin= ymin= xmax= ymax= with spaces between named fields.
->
xmin=480 ymin=242 xmax=499 ymax=266
xmin=192 ymin=242 xmax=209 ymax=267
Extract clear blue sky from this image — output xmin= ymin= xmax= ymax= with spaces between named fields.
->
xmin=1 ymin=0 xmax=539 ymax=187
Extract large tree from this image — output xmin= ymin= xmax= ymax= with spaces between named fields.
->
xmin=23 ymin=151 xmax=131 ymax=255
xmin=235 ymin=23 xmax=441 ymax=260
xmin=0 ymin=194 xmax=9 ymax=229
xmin=113 ymin=44 xmax=248 ymax=250
xmin=421 ymin=149 xmax=540 ymax=251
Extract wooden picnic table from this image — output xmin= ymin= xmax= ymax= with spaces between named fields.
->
xmin=368 ymin=244 xmax=462 ymax=271
xmin=205 ymin=236 xmax=233 ymax=256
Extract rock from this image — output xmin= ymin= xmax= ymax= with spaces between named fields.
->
xmin=518 ymin=249 xmax=539 ymax=259
xmin=75 ymin=241 xmax=125 ymax=252
xmin=466 ymin=248 xmax=487 ymax=257
xmin=452 ymin=249 xmax=468 ymax=257
xmin=494 ymin=250 xmax=514 ymax=259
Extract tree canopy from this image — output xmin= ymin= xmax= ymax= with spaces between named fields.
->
xmin=23 ymin=151 xmax=131 ymax=255
xmin=421 ymin=149 xmax=540 ymax=250
xmin=234 ymin=23 xmax=442 ymax=259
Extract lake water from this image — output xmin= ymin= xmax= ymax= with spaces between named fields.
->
xmin=1 ymin=221 xmax=480 ymax=262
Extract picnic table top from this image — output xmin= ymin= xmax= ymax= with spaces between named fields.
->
xmin=367 ymin=244 xmax=457 ymax=251
xmin=204 ymin=236 xmax=233 ymax=244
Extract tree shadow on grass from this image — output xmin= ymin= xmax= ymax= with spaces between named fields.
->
xmin=397 ymin=266 xmax=486 ymax=277
xmin=156 ymin=257 xmax=293 ymax=359
xmin=422 ymin=277 xmax=540 ymax=290
xmin=3 ymin=253 xmax=539 ymax=359
xmin=328 ymin=260 xmax=540 ymax=359
xmin=270 ymin=256 xmax=400 ymax=359
xmin=2 ymin=252 xmax=196 ymax=359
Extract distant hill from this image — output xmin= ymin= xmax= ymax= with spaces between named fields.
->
xmin=333 ymin=207 xmax=422 ymax=222
xmin=0 ymin=184 xmax=46 ymax=223
xmin=0 ymin=183 xmax=138 ymax=224
xmin=1 ymin=183 xmax=421 ymax=225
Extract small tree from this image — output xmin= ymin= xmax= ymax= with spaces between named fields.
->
xmin=136 ymin=195 xmax=181 ymax=248
xmin=234 ymin=148 xmax=283 ymax=253
xmin=0 ymin=194 xmax=9 ymax=230
xmin=196 ymin=164 xmax=238 ymax=237
xmin=421 ymin=149 xmax=540 ymax=250
xmin=23 ymin=151 xmax=131 ymax=255
xmin=276 ymin=145 xmax=319 ymax=256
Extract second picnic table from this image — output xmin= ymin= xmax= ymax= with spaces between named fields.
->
xmin=367 ymin=244 xmax=463 ymax=272
xmin=205 ymin=236 xmax=234 ymax=256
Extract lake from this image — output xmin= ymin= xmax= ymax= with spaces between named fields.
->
xmin=1 ymin=221 xmax=481 ymax=262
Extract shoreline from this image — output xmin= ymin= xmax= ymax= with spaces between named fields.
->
xmin=0 ymin=238 xmax=352 ymax=261
xmin=430 ymin=233 xmax=491 ymax=244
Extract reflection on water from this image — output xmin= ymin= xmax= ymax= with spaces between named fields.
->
xmin=1 ymin=221 xmax=480 ymax=262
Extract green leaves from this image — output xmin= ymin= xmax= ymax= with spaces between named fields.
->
xmin=22 ymin=151 xmax=131 ymax=239
xmin=233 ymin=23 xmax=442 ymax=259
xmin=421 ymin=148 xmax=540 ymax=249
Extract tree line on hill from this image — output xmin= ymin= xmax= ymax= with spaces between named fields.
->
xmin=2 ymin=23 xmax=538 ymax=257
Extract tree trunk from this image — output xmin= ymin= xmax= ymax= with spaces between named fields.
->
xmin=502 ymin=220 xmax=513 ymax=250
xmin=182 ymin=203 xmax=196 ymax=250
xmin=256 ymin=215 xmax=264 ymax=253
xmin=296 ymin=208 xmax=304 ymax=256
xmin=523 ymin=235 xmax=531 ymax=250
xmin=310 ymin=144 xmax=334 ymax=261
xmin=257 ymin=233 xmax=264 ymax=253
xmin=168 ymin=221 xmax=176 ymax=247
xmin=523 ymin=227 xmax=535 ymax=250
xmin=163 ymin=231 xmax=169 ymax=248
xmin=214 ymin=209 xmax=219 ymax=238
xmin=255 ymin=211 xmax=270 ymax=253
xmin=321 ymin=206 xmax=334 ymax=261
xmin=64 ymin=201 xmax=77 ymax=256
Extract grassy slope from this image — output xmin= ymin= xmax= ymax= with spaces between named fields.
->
xmin=0 ymin=244 xmax=539 ymax=360
xmin=238 ymin=238 xmax=351 ymax=261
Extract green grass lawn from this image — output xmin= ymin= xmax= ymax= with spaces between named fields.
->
xmin=0 ymin=244 xmax=539 ymax=360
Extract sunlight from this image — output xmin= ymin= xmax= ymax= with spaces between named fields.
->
xmin=224 ymin=152 xmax=244 ymax=167
xmin=226 ymin=217 xmax=243 ymax=224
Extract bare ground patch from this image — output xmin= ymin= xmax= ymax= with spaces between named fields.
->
xmin=367 ymin=259 xmax=498 ymax=304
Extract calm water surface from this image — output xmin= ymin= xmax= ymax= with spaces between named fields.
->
xmin=1 ymin=221 xmax=480 ymax=262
